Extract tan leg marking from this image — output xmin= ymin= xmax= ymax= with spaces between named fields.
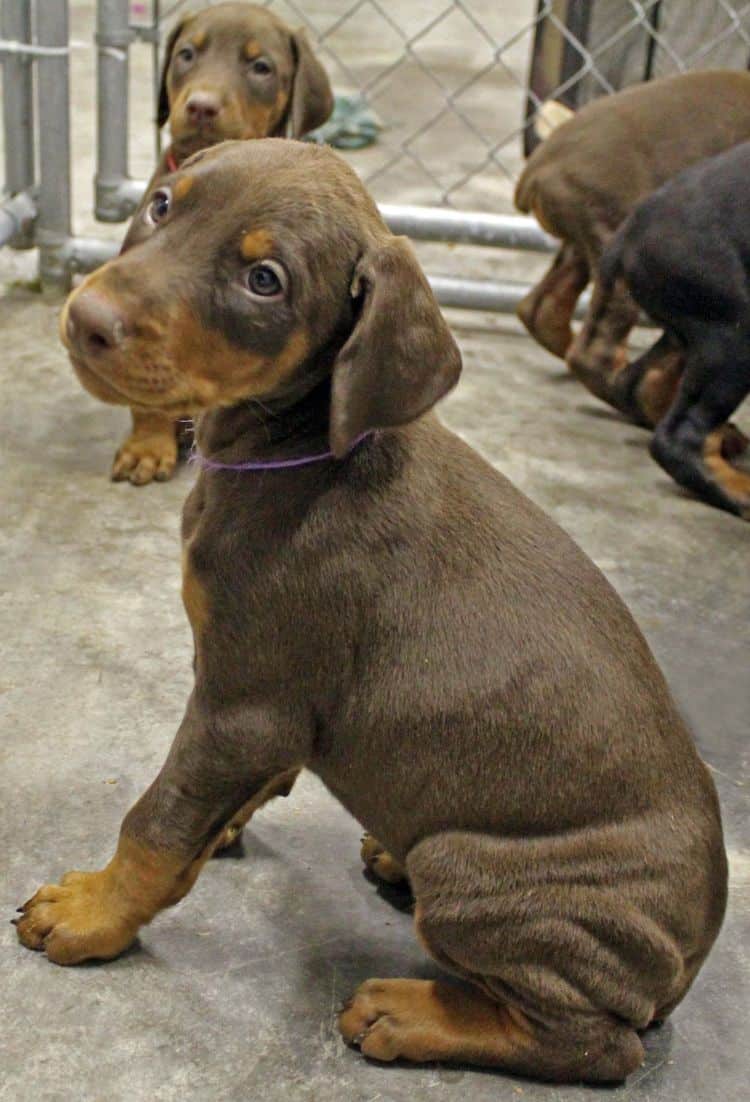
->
xmin=516 ymin=244 xmax=589 ymax=359
xmin=716 ymin=422 xmax=749 ymax=461
xmin=704 ymin=431 xmax=750 ymax=509
xmin=339 ymin=978 xmax=532 ymax=1065
xmin=15 ymin=771 xmax=301 ymax=963
xmin=112 ymin=409 xmax=178 ymax=485
xmin=636 ymin=352 xmax=683 ymax=426
xmin=214 ymin=768 xmax=300 ymax=851
xmin=360 ymin=834 xmax=409 ymax=885
xmin=14 ymin=836 xmax=204 ymax=965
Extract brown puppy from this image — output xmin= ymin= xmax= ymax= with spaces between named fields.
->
xmin=515 ymin=70 xmax=750 ymax=430
xmin=18 ymin=141 xmax=726 ymax=1085
xmin=112 ymin=2 xmax=333 ymax=486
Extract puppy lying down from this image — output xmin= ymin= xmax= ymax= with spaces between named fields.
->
xmin=16 ymin=140 xmax=727 ymax=1085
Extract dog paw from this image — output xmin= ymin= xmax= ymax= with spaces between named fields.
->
xmin=14 ymin=870 xmax=138 ymax=965
xmin=111 ymin=430 xmax=177 ymax=485
xmin=339 ymin=979 xmax=444 ymax=1062
xmin=214 ymin=819 xmax=244 ymax=852
xmin=360 ymin=834 xmax=408 ymax=885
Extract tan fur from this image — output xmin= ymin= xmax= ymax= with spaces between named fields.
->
xmin=339 ymin=978 xmax=533 ymax=1065
xmin=704 ymin=431 xmax=750 ymax=500
xmin=240 ymin=228 xmax=275 ymax=259
xmin=173 ymin=174 xmax=195 ymax=201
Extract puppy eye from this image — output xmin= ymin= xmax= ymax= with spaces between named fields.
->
xmin=176 ymin=45 xmax=195 ymax=63
xmin=249 ymin=57 xmax=272 ymax=77
xmin=243 ymin=260 xmax=287 ymax=299
xmin=146 ymin=188 xmax=171 ymax=224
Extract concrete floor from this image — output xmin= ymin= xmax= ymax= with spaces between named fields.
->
xmin=1 ymin=288 xmax=748 ymax=1102
xmin=1 ymin=1 xmax=749 ymax=1099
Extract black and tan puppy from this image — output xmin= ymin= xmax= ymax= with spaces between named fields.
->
xmin=112 ymin=1 xmax=333 ymax=486
xmin=515 ymin=70 xmax=750 ymax=433
xmin=17 ymin=141 xmax=726 ymax=1085
xmin=590 ymin=143 xmax=750 ymax=519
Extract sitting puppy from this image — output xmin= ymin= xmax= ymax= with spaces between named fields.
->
xmin=18 ymin=141 xmax=726 ymax=1085
xmin=591 ymin=143 xmax=750 ymax=519
xmin=515 ymin=70 xmax=750 ymax=431
xmin=111 ymin=1 xmax=333 ymax=486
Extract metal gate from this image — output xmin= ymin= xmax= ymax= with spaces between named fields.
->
xmin=3 ymin=0 xmax=750 ymax=304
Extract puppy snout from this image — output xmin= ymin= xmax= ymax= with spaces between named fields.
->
xmin=185 ymin=92 xmax=221 ymax=125
xmin=66 ymin=292 xmax=129 ymax=357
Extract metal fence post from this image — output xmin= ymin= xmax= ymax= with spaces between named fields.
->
xmin=36 ymin=0 xmax=73 ymax=287
xmin=95 ymin=0 xmax=141 ymax=221
xmin=1 ymin=0 xmax=35 ymax=246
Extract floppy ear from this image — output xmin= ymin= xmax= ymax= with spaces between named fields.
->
xmin=329 ymin=236 xmax=462 ymax=456
xmin=157 ymin=17 xmax=191 ymax=128
xmin=287 ymin=28 xmax=334 ymax=138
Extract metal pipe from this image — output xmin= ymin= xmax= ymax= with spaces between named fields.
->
xmin=381 ymin=205 xmax=557 ymax=252
xmin=1 ymin=0 xmax=35 ymax=247
xmin=91 ymin=169 xmax=560 ymax=257
xmin=0 ymin=190 xmax=37 ymax=249
xmin=36 ymin=0 xmax=72 ymax=286
xmin=428 ymin=276 xmax=590 ymax=316
xmin=95 ymin=0 xmax=135 ymax=221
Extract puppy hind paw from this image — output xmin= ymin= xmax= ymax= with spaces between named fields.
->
xmin=360 ymin=834 xmax=408 ymax=886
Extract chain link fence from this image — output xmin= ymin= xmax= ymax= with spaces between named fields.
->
xmin=3 ymin=1 xmax=750 ymax=295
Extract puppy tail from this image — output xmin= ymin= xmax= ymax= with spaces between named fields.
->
xmin=533 ymin=99 xmax=575 ymax=142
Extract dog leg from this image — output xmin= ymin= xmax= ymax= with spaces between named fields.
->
xmin=360 ymin=833 xmax=408 ymax=885
xmin=15 ymin=701 xmax=303 ymax=964
xmin=566 ymin=274 xmax=640 ymax=414
xmin=341 ymin=825 xmax=720 ymax=1083
xmin=602 ymin=332 xmax=684 ymax=428
xmin=650 ymin=329 xmax=750 ymax=517
xmin=576 ymin=330 xmax=747 ymax=460
xmin=516 ymin=244 xmax=589 ymax=358
xmin=112 ymin=409 xmax=179 ymax=485
xmin=214 ymin=768 xmax=300 ymax=852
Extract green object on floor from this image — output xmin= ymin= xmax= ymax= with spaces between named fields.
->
xmin=306 ymin=94 xmax=381 ymax=150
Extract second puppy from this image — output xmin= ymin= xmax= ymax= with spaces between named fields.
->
xmin=110 ymin=2 xmax=333 ymax=485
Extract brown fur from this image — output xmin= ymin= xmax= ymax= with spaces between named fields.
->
xmin=94 ymin=2 xmax=333 ymax=486
xmin=516 ymin=70 xmax=750 ymax=427
xmin=19 ymin=140 xmax=726 ymax=1085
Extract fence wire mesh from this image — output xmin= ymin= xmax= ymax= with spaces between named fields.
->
xmin=140 ymin=0 xmax=750 ymax=216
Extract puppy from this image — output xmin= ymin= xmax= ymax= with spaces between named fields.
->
xmin=595 ymin=142 xmax=750 ymax=518
xmin=515 ymin=70 xmax=750 ymax=430
xmin=18 ymin=140 xmax=726 ymax=1085
xmin=111 ymin=2 xmax=333 ymax=486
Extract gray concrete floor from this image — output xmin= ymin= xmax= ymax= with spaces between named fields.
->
xmin=1 ymin=2 xmax=749 ymax=1099
xmin=1 ymin=290 xmax=748 ymax=1102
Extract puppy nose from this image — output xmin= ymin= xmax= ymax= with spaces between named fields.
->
xmin=66 ymin=291 xmax=128 ymax=356
xmin=186 ymin=93 xmax=220 ymax=124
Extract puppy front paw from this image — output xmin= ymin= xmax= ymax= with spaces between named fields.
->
xmin=14 ymin=870 xmax=139 ymax=965
xmin=111 ymin=424 xmax=177 ymax=485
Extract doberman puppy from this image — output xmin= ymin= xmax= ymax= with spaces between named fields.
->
xmin=515 ymin=70 xmax=750 ymax=432
xmin=590 ymin=143 xmax=750 ymax=519
xmin=17 ymin=141 xmax=726 ymax=1085
xmin=111 ymin=2 xmax=333 ymax=486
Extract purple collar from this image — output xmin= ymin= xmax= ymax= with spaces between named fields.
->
xmin=189 ymin=432 xmax=371 ymax=472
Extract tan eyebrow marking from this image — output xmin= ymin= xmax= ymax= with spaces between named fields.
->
xmin=241 ymin=229 xmax=275 ymax=260
xmin=173 ymin=175 xmax=194 ymax=201
xmin=244 ymin=38 xmax=262 ymax=60
xmin=191 ymin=29 xmax=207 ymax=49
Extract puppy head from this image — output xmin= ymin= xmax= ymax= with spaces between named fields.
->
xmin=158 ymin=2 xmax=333 ymax=152
xmin=61 ymin=141 xmax=461 ymax=453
